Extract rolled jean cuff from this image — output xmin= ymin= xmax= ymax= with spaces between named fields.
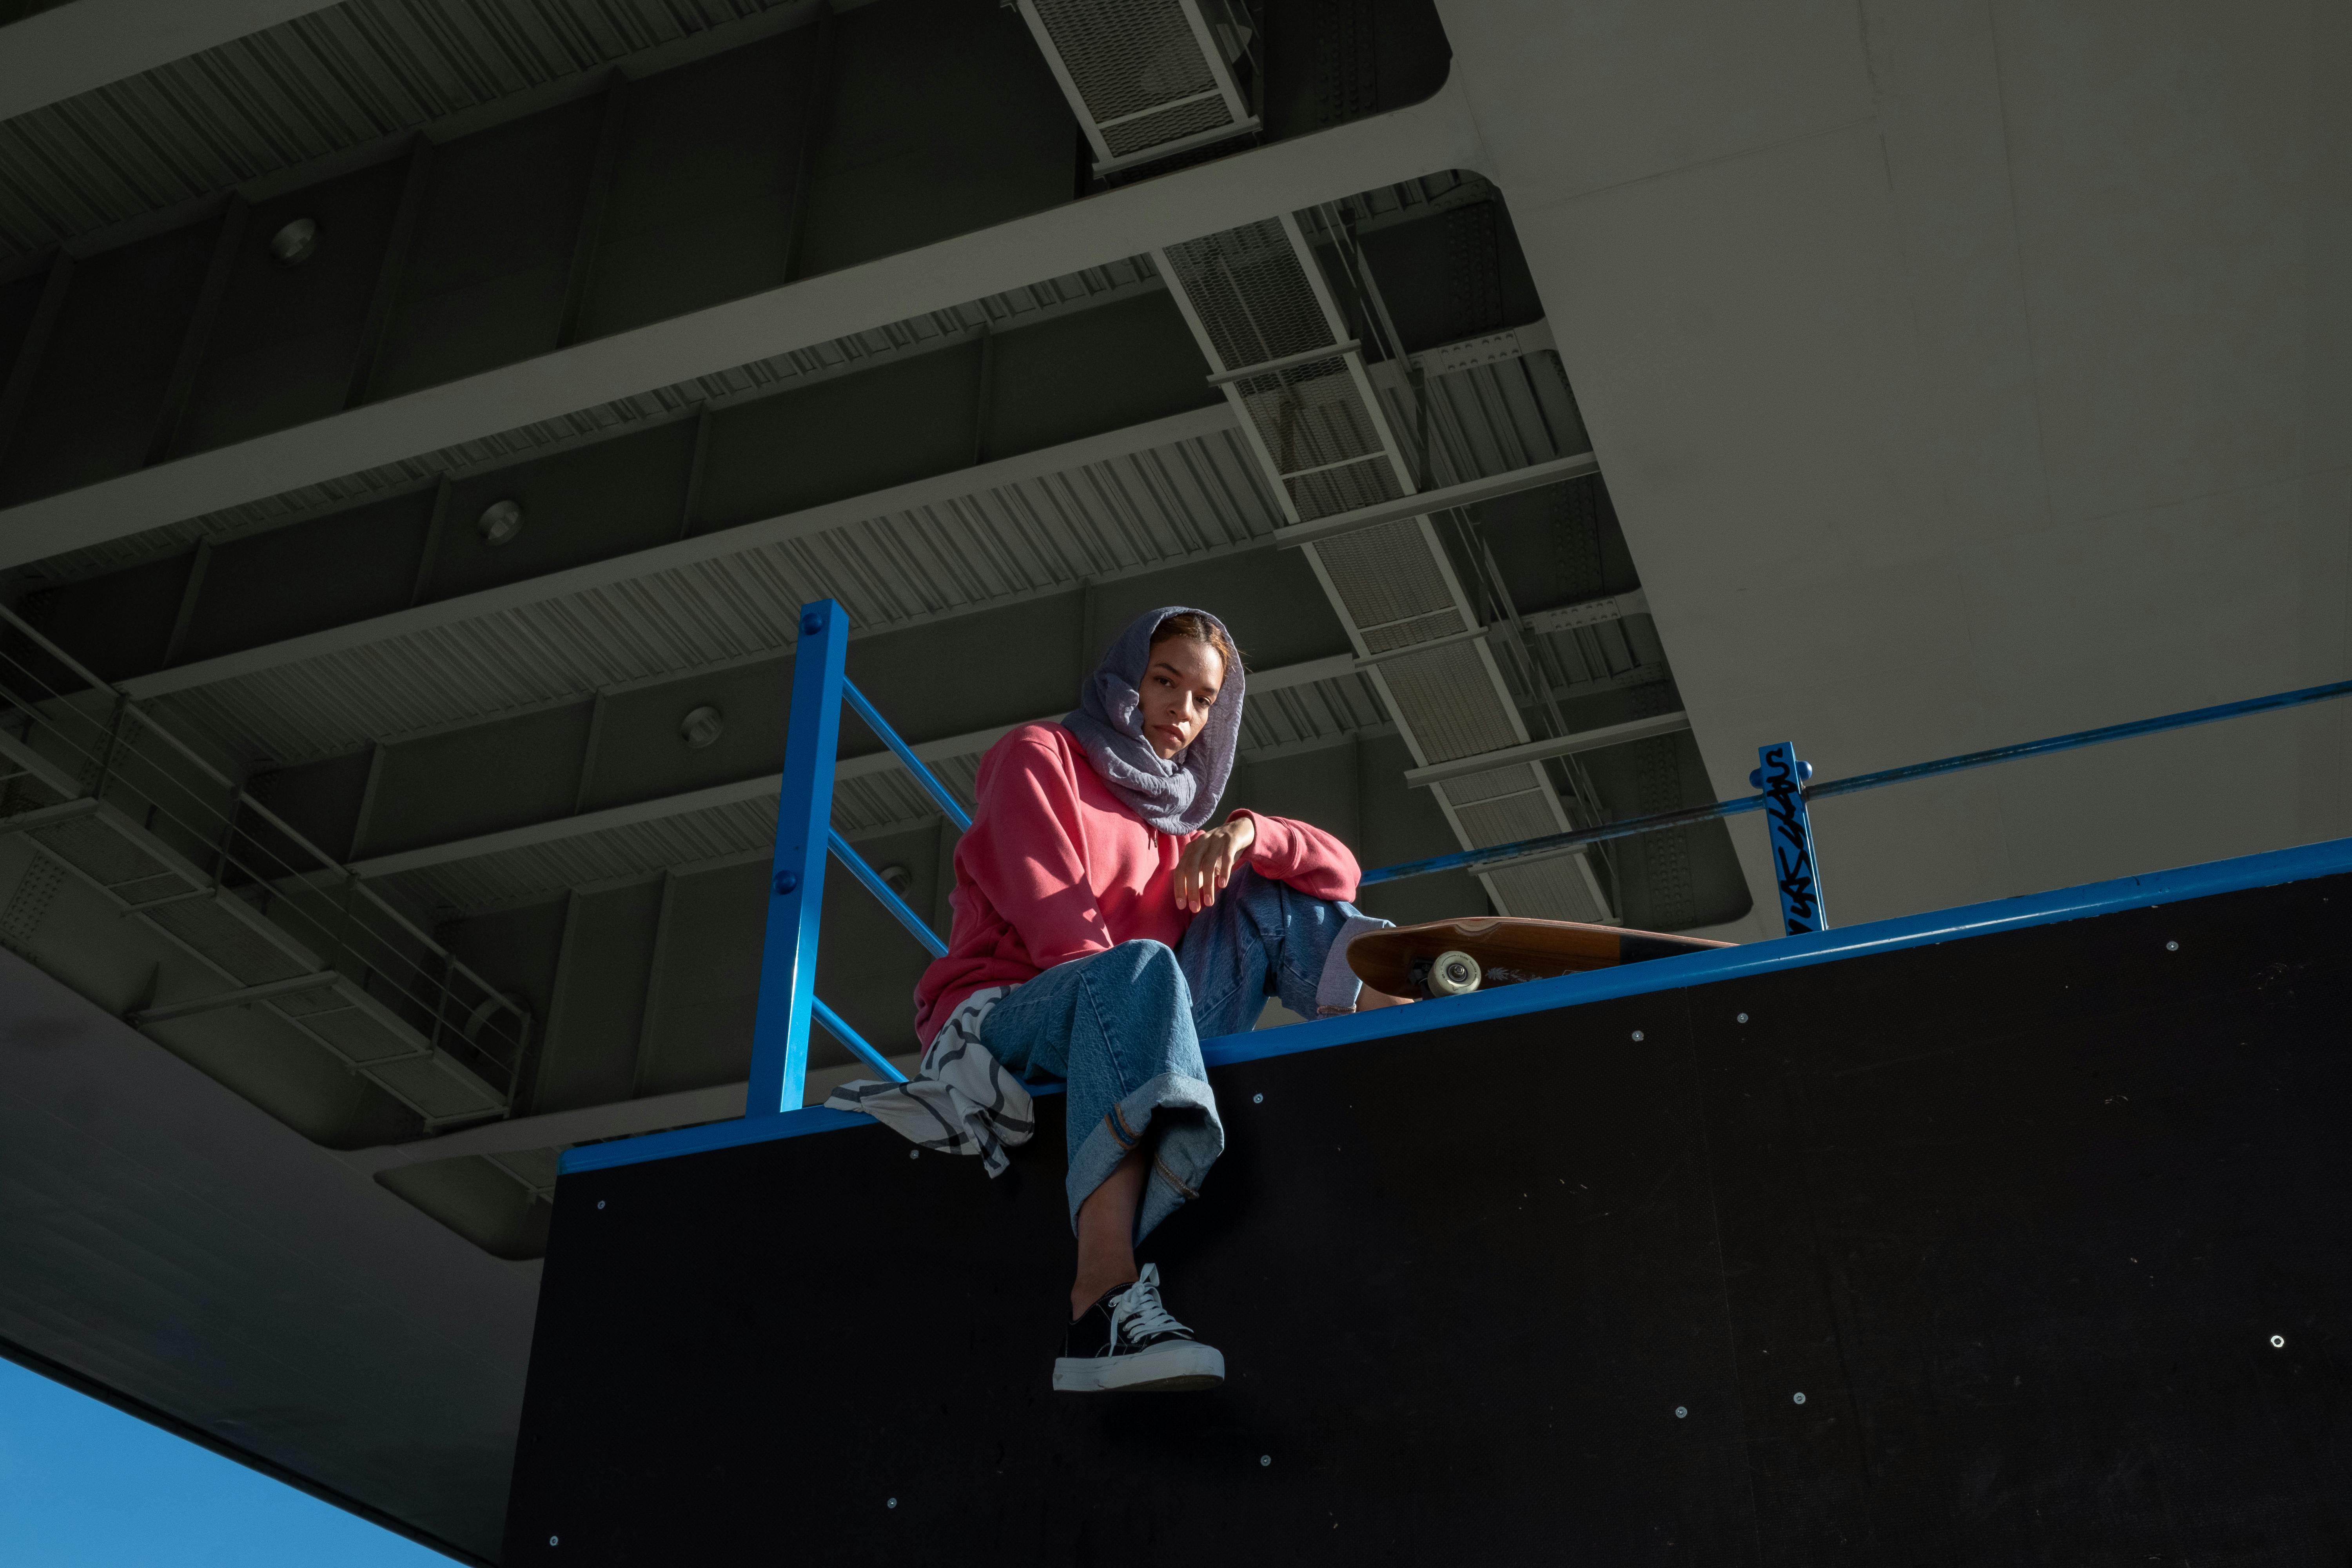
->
xmin=1065 ymin=1069 xmax=1222 ymax=1242
xmin=1314 ymin=913 xmax=1393 ymax=1014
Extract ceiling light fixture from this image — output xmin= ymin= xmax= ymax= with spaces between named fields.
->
xmin=476 ymin=499 xmax=523 ymax=546
xmin=681 ymin=706 xmax=724 ymax=750
xmin=269 ymin=217 xmax=319 ymax=265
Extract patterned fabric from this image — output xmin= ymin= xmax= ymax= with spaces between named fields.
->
xmin=822 ymin=988 xmax=1033 ymax=1176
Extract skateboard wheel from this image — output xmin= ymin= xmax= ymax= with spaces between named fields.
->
xmin=1429 ymin=949 xmax=1483 ymax=995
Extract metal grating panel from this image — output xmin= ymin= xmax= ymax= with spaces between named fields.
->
xmin=1102 ymin=95 xmax=1232 ymax=159
xmin=295 ymin=1000 xmax=427 ymax=1066
xmin=1161 ymin=220 xmax=1332 ymax=369
xmin=1310 ymin=522 xmax=1464 ymax=653
xmin=1156 ymin=209 xmax=1612 ymax=920
xmin=29 ymin=815 xmax=179 ymax=890
xmin=367 ymin=1050 xmax=506 ymax=1120
xmin=1018 ymin=0 xmax=1252 ymax=169
xmin=1029 ymin=0 xmax=1217 ymax=129
xmin=0 ymin=0 xmax=813 ymax=262
xmin=141 ymin=893 xmax=314 ymax=985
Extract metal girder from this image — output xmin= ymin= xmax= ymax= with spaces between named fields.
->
xmin=334 ymin=1042 xmax=924 ymax=1176
xmin=0 ymin=79 xmax=1486 ymax=573
xmin=129 ymin=972 xmax=340 ymax=1025
xmin=343 ymin=650 xmax=1389 ymax=882
xmin=1403 ymin=712 xmax=1693 ymax=790
xmin=1525 ymin=590 xmax=1648 ymax=636
xmin=1270 ymin=450 xmax=1601 ymax=550
xmin=0 ymin=0 xmax=342 ymax=120
xmin=119 ymin=403 xmax=1243 ymax=703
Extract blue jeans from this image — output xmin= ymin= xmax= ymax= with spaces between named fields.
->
xmin=978 ymin=866 xmax=1385 ymax=1240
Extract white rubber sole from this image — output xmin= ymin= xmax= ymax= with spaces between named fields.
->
xmin=1053 ymin=1340 xmax=1226 ymax=1393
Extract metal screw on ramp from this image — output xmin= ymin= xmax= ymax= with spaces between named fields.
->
xmin=1675 ymin=1406 xmax=1687 ymax=1418
xmin=1793 ymin=1392 xmax=1806 ymax=1405
xmin=2272 ymin=1335 xmax=2286 ymax=1348
xmin=1253 ymin=1093 xmax=1263 ymax=1103
xmin=1260 ymin=1455 xmax=1271 ymax=1466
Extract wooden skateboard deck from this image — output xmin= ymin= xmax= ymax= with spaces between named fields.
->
xmin=1347 ymin=916 xmax=1731 ymax=998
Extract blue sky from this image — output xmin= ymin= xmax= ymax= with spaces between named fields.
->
xmin=0 ymin=1356 xmax=454 ymax=1566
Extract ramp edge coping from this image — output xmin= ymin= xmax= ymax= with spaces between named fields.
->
xmin=559 ymin=833 xmax=2352 ymax=1175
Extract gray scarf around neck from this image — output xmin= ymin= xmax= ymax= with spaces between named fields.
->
xmin=1060 ymin=606 xmax=1245 ymax=836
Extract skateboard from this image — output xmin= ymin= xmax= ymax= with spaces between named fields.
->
xmin=1346 ymin=916 xmax=1730 ymax=998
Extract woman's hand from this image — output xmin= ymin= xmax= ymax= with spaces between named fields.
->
xmin=1173 ymin=813 xmax=1255 ymax=912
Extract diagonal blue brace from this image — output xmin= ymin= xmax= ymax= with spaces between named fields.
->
xmin=812 ymin=996 xmax=908 ymax=1083
xmin=828 ymin=828 xmax=947 ymax=957
xmin=1751 ymin=741 xmax=1826 ymax=936
xmin=747 ymin=599 xmax=849 ymax=1116
xmin=842 ymin=677 xmax=971 ymax=833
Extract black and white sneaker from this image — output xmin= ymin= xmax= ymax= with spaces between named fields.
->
xmin=1053 ymin=1263 xmax=1226 ymax=1393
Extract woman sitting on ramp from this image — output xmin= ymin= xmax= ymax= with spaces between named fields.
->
xmin=831 ymin=606 xmax=1406 ymax=1393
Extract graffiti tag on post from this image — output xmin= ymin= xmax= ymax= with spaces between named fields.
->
xmin=1754 ymin=741 xmax=1825 ymax=936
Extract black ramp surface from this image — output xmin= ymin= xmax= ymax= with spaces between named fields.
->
xmin=506 ymin=875 xmax=2352 ymax=1565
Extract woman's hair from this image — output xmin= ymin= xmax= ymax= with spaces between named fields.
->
xmin=1149 ymin=611 xmax=1241 ymax=676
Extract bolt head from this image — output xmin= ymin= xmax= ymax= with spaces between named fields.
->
xmin=887 ymin=1498 xmax=897 ymax=1509
xmin=1253 ymin=1093 xmax=1263 ymax=1103
xmin=1793 ymin=1392 xmax=1806 ymax=1405
xmin=1675 ymin=1406 xmax=1687 ymax=1418
xmin=773 ymin=870 xmax=799 ymax=896
xmin=802 ymin=610 xmax=825 ymax=635
xmin=596 ymin=1200 xmax=605 ymax=1209
xmin=2272 ymin=1334 xmax=2286 ymax=1348
xmin=908 ymin=1149 xmax=918 ymax=1160
xmin=1632 ymin=1030 xmax=1645 ymax=1042
xmin=1259 ymin=1455 xmax=1271 ymax=1466
xmin=549 ymin=1536 xmax=559 ymax=1546
xmin=2165 ymin=940 xmax=2179 ymax=951
xmin=1736 ymin=1012 xmax=1749 ymax=1024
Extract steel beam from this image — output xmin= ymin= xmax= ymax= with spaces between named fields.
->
xmin=0 ymin=78 xmax=1486 ymax=571
xmin=0 ymin=0 xmax=344 ymax=120
xmin=343 ymin=652 xmax=1375 ymax=880
xmin=118 ymin=403 xmax=1241 ymax=701
xmin=1401 ymin=711 xmax=1693 ymax=789
xmin=128 ymin=971 xmax=338 ymax=1025
xmin=1270 ymin=450 xmax=1601 ymax=550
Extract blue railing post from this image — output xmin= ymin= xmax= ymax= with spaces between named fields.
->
xmin=1751 ymin=741 xmax=1826 ymax=936
xmin=747 ymin=599 xmax=850 ymax=1116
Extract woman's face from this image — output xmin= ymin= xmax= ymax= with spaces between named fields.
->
xmin=1139 ymin=635 xmax=1226 ymax=760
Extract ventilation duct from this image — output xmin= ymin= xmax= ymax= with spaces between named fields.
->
xmin=1015 ymin=0 xmax=1259 ymax=175
xmin=1154 ymin=212 xmax=1617 ymax=920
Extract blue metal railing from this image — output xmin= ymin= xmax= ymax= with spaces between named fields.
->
xmin=580 ymin=598 xmax=2352 ymax=1172
xmin=1361 ymin=675 xmax=2352 ymax=935
xmin=746 ymin=599 xmax=970 ymax=1112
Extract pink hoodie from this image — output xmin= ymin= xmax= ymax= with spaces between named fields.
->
xmin=911 ymin=722 xmax=1361 ymax=1042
